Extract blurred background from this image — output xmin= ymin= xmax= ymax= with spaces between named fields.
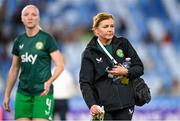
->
xmin=0 ymin=0 xmax=180 ymax=120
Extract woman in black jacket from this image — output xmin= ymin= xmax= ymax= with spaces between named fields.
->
xmin=79 ymin=12 xmax=144 ymax=120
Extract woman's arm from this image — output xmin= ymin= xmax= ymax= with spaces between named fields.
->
xmin=125 ymin=38 xmax=144 ymax=79
xmin=3 ymin=55 xmax=20 ymax=112
xmin=49 ymin=50 xmax=64 ymax=84
xmin=40 ymin=50 xmax=64 ymax=96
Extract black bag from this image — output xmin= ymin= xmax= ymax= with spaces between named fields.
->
xmin=133 ymin=78 xmax=151 ymax=106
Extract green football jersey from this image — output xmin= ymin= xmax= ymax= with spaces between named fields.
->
xmin=12 ymin=30 xmax=58 ymax=96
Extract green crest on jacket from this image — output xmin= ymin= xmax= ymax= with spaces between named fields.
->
xmin=116 ymin=49 xmax=124 ymax=58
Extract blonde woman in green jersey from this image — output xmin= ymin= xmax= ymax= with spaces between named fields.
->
xmin=3 ymin=5 xmax=64 ymax=121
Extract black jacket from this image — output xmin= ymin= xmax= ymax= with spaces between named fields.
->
xmin=79 ymin=36 xmax=144 ymax=111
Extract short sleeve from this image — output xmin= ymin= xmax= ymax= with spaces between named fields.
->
xmin=46 ymin=34 xmax=58 ymax=53
xmin=12 ymin=38 xmax=19 ymax=56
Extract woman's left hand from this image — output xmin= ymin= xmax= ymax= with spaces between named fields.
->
xmin=107 ymin=65 xmax=128 ymax=76
xmin=40 ymin=81 xmax=51 ymax=96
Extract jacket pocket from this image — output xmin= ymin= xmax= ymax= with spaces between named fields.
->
xmin=117 ymin=83 xmax=134 ymax=105
xmin=95 ymin=80 xmax=120 ymax=108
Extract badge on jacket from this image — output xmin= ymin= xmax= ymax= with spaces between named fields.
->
xmin=116 ymin=49 xmax=124 ymax=58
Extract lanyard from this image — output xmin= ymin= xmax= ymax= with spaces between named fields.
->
xmin=97 ymin=38 xmax=118 ymax=65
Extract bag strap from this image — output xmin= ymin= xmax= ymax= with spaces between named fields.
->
xmin=97 ymin=38 xmax=118 ymax=65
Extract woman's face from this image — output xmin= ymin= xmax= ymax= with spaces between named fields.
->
xmin=94 ymin=18 xmax=115 ymax=41
xmin=21 ymin=6 xmax=39 ymax=29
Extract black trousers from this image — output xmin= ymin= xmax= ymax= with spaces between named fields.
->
xmin=54 ymin=99 xmax=69 ymax=120
xmin=104 ymin=106 xmax=134 ymax=120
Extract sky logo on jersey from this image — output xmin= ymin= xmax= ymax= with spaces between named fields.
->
xmin=21 ymin=52 xmax=38 ymax=64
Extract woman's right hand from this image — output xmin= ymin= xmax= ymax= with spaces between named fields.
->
xmin=3 ymin=96 xmax=10 ymax=112
xmin=90 ymin=105 xmax=102 ymax=116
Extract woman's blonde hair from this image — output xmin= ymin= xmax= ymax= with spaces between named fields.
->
xmin=92 ymin=12 xmax=114 ymax=30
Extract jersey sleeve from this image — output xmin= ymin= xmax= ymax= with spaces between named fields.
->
xmin=46 ymin=34 xmax=58 ymax=53
xmin=12 ymin=37 xmax=19 ymax=56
